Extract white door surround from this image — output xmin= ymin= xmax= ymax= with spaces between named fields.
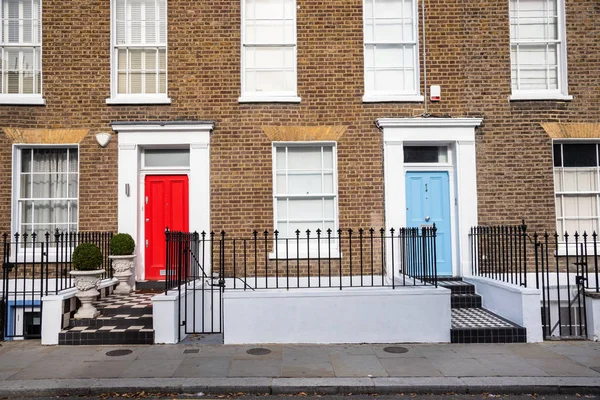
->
xmin=111 ymin=122 xmax=213 ymax=281
xmin=377 ymin=117 xmax=482 ymax=277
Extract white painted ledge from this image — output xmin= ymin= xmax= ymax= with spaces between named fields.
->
xmin=377 ymin=117 xmax=484 ymax=128
xmin=238 ymin=95 xmax=301 ymax=103
xmin=509 ymin=93 xmax=573 ymax=102
xmin=106 ymin=95 xmax=172 ymax=105
xmin=0 ymin=95 xmax=46 ymax=105
xmin=363 ymin=94 xmax=424 ymax=103
xmin=465 ymin=276 xmax=543 ymax=342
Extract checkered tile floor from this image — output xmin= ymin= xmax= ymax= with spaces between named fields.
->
xmin=59 ymin=291 xmax=155 ymax=345
xmin=451 ymin=308 xmax=518 ymax=329
xmin=93 ymin=292 xmax=154 ymax=310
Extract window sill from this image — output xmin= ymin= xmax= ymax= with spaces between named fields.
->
xmin=0 ymin=95 xmax=46 ymax=106
xmin=555 ymin=243 xmax=597 ymax=257
xmin=509 ymin=93 xmax=573 ymax=102
xmin=362 ymin=94 xmax=424 ymax=103
xmin=238 ymin=95 xmax=301 ymax=104
xmin=105 ymin=96 xmax=172 ymax=105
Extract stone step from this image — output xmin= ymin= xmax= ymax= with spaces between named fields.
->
xmin=70 ymin=314 xmax=153 ymax=328
xmin=58 ymin=325 xmax=154 ymax=345
xmin=451 ymin=293 xmax=482 ymax=309
xmin=93 ymin=292 xmax=154 ymax=316
xmin=450 ymin=307 xmax=526 ymax=344
xmin=438 ymin=279 xmax=476 ymax=294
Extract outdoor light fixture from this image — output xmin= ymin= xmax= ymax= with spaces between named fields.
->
xmin=95 ymin=132 xmax=112 ymax=148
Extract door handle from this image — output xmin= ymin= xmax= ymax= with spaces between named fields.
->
xmin=425 ymin=216 xmax=430 ymax=221
xmin=146 ymin=218 xmax=150 ymax=222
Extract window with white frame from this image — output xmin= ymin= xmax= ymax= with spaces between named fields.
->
xmin=273 ymin=144 xmax=337 ymax=255
xmin=110 ymin=0 xmax=167 ymax=102
xmin=553 ymin=142 xmax=600 ymax=237
xmin=0 ymin=0 xmax=42 ymax=99
xmin=241 ymin=0 xmax=298 ymax=101
xmin=15 ymin=147 xmax=78 ymax=238
xmin=509 ymin=0 xmax=569 ymax=99
xmin=363 ymin=0 xmax=420 ymax=100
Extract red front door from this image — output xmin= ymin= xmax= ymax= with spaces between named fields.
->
xmin=144 ymin=175 xmax=189 ymax=280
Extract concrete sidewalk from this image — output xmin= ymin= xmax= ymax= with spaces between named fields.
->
xmin=0 ymin=339 xmax=599 ymax=396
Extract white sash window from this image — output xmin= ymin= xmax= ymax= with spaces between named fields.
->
xmin=363 ymin=0 xmax=421 ymax=102
xmin=109 ymin=0 xmax=169 ymax=104
xmin=15 ymin=147 xmax=79 ymax=237
xmin=0 ymin=0 xmax=43 ymax=104
xmin=509 ymin=0 xmax=570 ymax=100
xmin=240 ymin=0 xmax=299 ymax=102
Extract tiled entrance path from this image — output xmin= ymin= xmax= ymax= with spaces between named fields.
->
xmin=0 ymin=340 xmax=598 ymax=380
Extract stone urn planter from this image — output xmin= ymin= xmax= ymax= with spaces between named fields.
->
xmin=70 ymin=243 xmax=105 ymax=319
xmin=109 ymin=233 xmax=136 ymax=295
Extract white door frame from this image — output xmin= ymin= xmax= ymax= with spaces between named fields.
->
xmin=378 ymin=117 xmax=482 ymax=278
xmin=112 ymin=122 xmax=213 ymax=282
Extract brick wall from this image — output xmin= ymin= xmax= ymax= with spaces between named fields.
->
xmin=0 ymin=0 xmax=597 ymax=239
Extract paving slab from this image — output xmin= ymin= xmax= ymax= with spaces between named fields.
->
xmin=119 ymin=358 xmax=183 ymax=378
xmin=229 ymin=359 xmax=282 ymax=377
xmin=329 ymin=354 xmax=388 ymax=377
xmin=379 ymin=357 xmax=443 ymax=377
xmin=280 ymin=362 xmax=336 ymax=378
xmin=526 ymin=357 xmax=600 ymax=377
xmin=174 ymin=357 xmax=231 ymax=378
xmin=72 ymin=360 xmax=133 ymax=379
xmin=476 ymin=354 xmax=549 ymax=377
xmin=428 ymin=358 xmax=491 ymax=377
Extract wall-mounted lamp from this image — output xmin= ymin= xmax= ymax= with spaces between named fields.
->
xmin=95 ymin=132 xmax=112 ymax=148
xmin=125 ymin=183 xmax=130 ymax=197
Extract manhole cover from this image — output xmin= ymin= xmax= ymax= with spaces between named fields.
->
xmin=246 ymin=347 xmax=271 ymax=355
xmin=184 ymin=349 xmax=199 ymax=354
xmin=383 ymin=346 xmax=409 ymax=354
xmin=106 ymin=349 xmax=133 ymax=357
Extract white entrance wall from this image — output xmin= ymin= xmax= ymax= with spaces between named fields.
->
xmin=377 ymin=118 xmax=482 ymax=277
xmin=111 ymin=122 xmax=213 ymax=282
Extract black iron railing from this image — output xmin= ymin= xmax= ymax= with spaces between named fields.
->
xmin=469 ymin=221 xmax=600 ymax=339
xmin=165 ymin=227 xmax=438 ymax=292
xmin=1 ymin=231 xmax=113 ymax=340
xmin=469 ymin=223 xmax=528 ymax=287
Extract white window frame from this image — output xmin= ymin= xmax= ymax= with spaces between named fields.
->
xmin=509 ymin=0 xmax=572 ymax=101
xmin=106 ymin=0 xmax=171 ymax=105
xmin=0 ymin=0 xmax=45 ymax=105
xmin=11 ymin=145 xmax=79 ymax=242
xmin=553 ymin=141 xmax=600 ymax=255
xmin=271 ymin=142 xmax=339 ymax=258
xmin=239 ymin=0 xmax=300 ymax=103
xmin=362 ymin=0 xmax=423 ymax=103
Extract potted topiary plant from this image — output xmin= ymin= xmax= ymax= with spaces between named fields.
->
xmin=70 ymin=243 xmax=105 ymax=319
xmin=109 ymin=233 xmax=136 ymax=294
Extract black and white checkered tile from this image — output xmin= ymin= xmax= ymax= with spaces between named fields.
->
xmin=59 ymin=291 xmax=154 ymax=345
xmin=452 ymin=308 xmax=517 ymax=329
xmin=441 ymin=279 xmax=527 ymax=343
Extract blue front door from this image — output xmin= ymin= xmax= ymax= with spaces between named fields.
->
xmin=405 ymin=171 xmax=453 ymax=276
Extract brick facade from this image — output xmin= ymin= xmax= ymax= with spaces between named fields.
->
xmin=0 ymin=0 xmax=598 ymax=243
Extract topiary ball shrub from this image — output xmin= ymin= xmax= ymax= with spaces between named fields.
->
xmin=72 ymin=243 xmax=103 ymax=271
xmin=110 ymin=233 xmax=135 ymax=256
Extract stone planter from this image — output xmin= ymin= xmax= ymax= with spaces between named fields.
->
xmin=70 ymin=270 xmax=104 ymax=319
xmin=109 ymin=255 xmax=136 ymax=294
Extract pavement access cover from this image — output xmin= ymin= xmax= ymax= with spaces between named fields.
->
xmin=105 ymin=349 xmax=133 ymax=357
xmin=246 ymin=347 xmax=271 ymax=355
xmin=383 ymin=346 xmax=409 ymax=354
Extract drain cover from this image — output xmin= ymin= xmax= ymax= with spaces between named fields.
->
xmin=184 ymin=349 xmax=199 ymax=354
xmin=246 ymin=347 xmax=271 ymax=355
xmin=106 ymin=349 xmax=133 ymax=357
xmin=383 ymin=346 xmax=408 ymax=354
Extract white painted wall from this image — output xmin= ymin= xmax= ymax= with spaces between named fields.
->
xmin=465 ymin=276 xmax=543 ymax=342
xmin=378 ymin=118 xmax=482 ymax=278
xmin=224 ymin=285 xmax=451 ymax=344
xmin=152 ymin=279 xmax=221 ymax=344
xmin=585 ymin=293 xmax=600 ymax=341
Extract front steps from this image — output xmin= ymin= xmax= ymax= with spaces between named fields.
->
xmin=59 ymin=293 xmax=154 ymax=345
xmin=439 ymin=279 xmax=527 ymax=344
